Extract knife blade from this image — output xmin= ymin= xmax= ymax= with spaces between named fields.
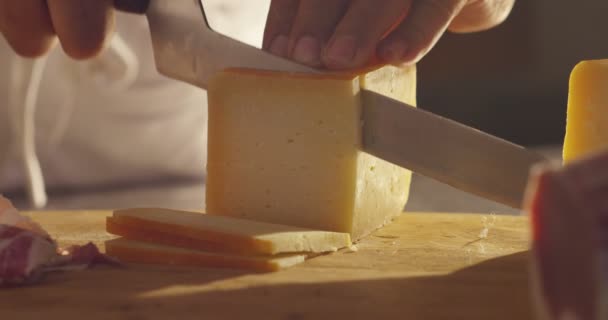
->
xmin=361 ymin=90 xmax=547 ymax=208
xmin=116 ymin=0 xmax=318 ymax=87
xmin=115 ymin=0 xmax=548 ymax=208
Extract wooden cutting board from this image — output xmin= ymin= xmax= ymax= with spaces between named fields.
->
xmin=1 ymin=211 xmax=533 ymax=320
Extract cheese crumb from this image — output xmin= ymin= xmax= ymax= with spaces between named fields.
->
xmin=478 ymin=213 xmax=497 ymax=239
xmin=345 ymin=245 xmax=359 ymax=253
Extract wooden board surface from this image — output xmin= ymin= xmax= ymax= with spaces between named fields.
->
xmin=1 ymin=211 xmax=533 ymax=320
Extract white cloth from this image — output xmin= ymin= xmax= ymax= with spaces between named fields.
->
xmin=0 ymin=14 xmax=209 ymax=193
xmin=0 ymin=2 xmax=270 ymax=206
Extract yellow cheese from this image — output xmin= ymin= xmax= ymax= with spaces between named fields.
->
xmin=563 ymin=59 xmax=608 ymax=163
xmin=105 ymin=238 xmax=307 ymax=272
xmin=108 ymin=208 xmax=351 ymax=255
xmin=206 ymin=65 xmax=416 ymax=240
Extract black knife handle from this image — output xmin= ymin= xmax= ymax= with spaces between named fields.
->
xmin=114 ymin=0 xmax=150 ymax=14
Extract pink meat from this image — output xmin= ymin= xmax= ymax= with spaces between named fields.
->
xmin=0 ymin=195 xmax=119 ymax=287
xmin=0 ymin=196 xmax=48 ymax=237
xmin=0 ymin=225 xmax=57 ymax=286
xmin=527 ymin=151 xmax=608 ymax=320
xmin=52 ymin=243 xmax=120 ymax=269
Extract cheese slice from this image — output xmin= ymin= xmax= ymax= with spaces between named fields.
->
xmin=563 ymin=59 xmax=608 ymax=163
xmin=106 ymin=217 xmax=254 ymax=256
xmin=206 ymin=65 xmax=416 ymax=240
xmin=107 ymin=208 xmax=351 ymax=255
xmin=105 ymin=238 xmax=307 ymax=272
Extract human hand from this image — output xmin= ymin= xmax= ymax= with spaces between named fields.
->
xmin=0 ymin=0 xmax=115 ymax=59
xmin=262 ymin=0 xmax=515 ymax=69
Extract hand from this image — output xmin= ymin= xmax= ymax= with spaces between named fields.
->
xmin=262 ymin=0 xmax=515 ymax=69
xmin=0 ymin=0 xmax=115 ymax=59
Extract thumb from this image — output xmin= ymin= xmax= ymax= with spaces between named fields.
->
xmin=449 ymin=0 xmax=515 ymax=33
xmin=377 ymin=0 xmax=467 ymax=65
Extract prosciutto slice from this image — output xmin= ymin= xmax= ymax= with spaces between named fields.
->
xmin=0 ymin=196 xmax=119 ymax=287
xmin=526 ymin=151 xmax=608 ymax=320
xmin=0 ymin=196 xmax=48 ymax=236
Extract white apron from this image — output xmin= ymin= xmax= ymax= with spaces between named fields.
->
xmin=0 ymin=1 xmax=269 ymax=207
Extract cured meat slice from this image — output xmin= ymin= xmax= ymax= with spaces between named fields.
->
xmin=0 ymin=225 xmax=56 ymax=285
xmin=526 ymin=151 xmax=608 ymax=320
xmin=0 ymin=195 xmax=119 ymax=287
xmin=0 ymin=196 xmax=48 ymax=236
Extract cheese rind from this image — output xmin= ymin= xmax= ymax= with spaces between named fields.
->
xmin=105 ymin=238 xmax=307 ymax=272
xmin=206 ymin=65 xmax=416 ymax=239
xmin=563 ymin=59 xmax=608 ymax=163
xmin=352 ymin=66 xmax=416 ymax=238
xmin=109 ymin=208 xmax=351 ymax=255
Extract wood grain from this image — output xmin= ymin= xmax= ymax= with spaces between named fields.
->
xmin=1 ymin=211 xmax=533 ymax=320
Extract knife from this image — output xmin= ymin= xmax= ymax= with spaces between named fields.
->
xmin=114 ymin=0 xmax=548 ymax=209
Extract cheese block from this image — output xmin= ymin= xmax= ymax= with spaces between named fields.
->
xmin=107 ymin=208 xmax=351 ymax=255
xmin=105 ymin=238 xmax=307 ymax=272
xmin=563 ymin=59 xmax=608 ymax=163
xmin=206 ymin=65 xmax=416 ymax=240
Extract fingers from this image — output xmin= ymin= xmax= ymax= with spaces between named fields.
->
xmin=449 ymin=0 xmax=515 ymax=33
xmin=263 ymin=0 xmax=411 ymax=69
xmin=0 ymin=0 xmax=115 ymax=59
xmin=263 ymin=0 xmax=514 ymax=69
xmin=286 ymin=0 xmax=349 ymax=66
xmin=47 ymin=0 xmax=115 ymax=59
xmin=321 ymin=0 xmax=412 ymax=69
xmin=0 ymin=0 xmax=56 ymax=57
xmin=378 ymin=0 xmax=467 ymax=65
xmin=263 ymin=0 xmax=300 ymax=57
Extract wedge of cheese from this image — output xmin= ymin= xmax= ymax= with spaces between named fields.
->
xmin=563 ymin=59 xmax=608 ymax=163
xmin=206 ymin=65 xmax=416 ymax=240
xmin=107 ymin=208 xmax=351 ymax=255
xmin=105 ymin=238 xmax=307 ymax=272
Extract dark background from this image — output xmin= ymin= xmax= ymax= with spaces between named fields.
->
xmin=418 ymin=0 xmax=608 ymax=146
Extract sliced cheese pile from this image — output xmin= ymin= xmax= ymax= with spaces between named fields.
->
xmin=206 ymin=65 xmax=416 ymax=240
xmin=105 ymin=239 xmax=307 ymax=272
xmin=107 ymin=65 xmax=418 ymax=271
xmin=563 ymin=59 xmax=608 ymax=163
xmin=105 ymin=208 xmax=350 ymax=271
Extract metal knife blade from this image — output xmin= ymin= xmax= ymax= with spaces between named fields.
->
xmin=361 ymin=90 xmax=547 ymax=209
xmin=115 ymin=0 xmax=548 ymax=208
xmin=118 ymin=0 xmax=317 ymax=89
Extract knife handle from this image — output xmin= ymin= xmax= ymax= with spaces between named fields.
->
xmin=114 ymin=0 xmax=149 ymax=14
